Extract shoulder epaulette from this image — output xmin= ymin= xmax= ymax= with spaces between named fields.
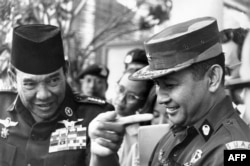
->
xmin=74 ymin=94 xmax=107 ymax=105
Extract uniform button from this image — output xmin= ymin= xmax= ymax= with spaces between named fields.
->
xmin=27 ymin=163 xmax=31 ymax=166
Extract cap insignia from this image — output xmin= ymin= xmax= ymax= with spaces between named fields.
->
xmin=100 ymin=68 xmax=108 ymax=77
xmin=125 ymin=55 xmax=133 ymax=63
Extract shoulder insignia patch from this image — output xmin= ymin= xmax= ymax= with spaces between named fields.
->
xmin=74 ymin=95 xmax=106 ymax=105
xmin=225 ymin=141 xmax=250 ymax=150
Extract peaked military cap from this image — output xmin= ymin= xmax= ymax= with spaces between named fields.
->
xmin=78 ymin=64 xmax=109 ymax=79
xmin=130 ymin=17 xmax=222 ymax=80
xmin=124 ymin=48 xmax=148 ymax=66
xmin=11 ymin=24 xmax=65 ymax=75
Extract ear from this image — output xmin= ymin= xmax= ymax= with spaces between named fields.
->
xmin=206 ymin=64 xmax=223 ymax=93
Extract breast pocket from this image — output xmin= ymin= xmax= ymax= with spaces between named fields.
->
xmin=45 ymin=149 xmax=87 ymax=166
xmin=45 ymin=125 xmax=88 ymax=166
xmin=0 ymin=141 xmax=16 ymax=166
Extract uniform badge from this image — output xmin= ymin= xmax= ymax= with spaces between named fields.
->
xmin=0 ymin=117 xmax=18 ymax=138
xmin=49 ymin=119 xmax=86 ymax=153
xmin=58 ymin=119 xmax=84 ymax=130
xmin=202 ymin=125 xmax=210 ymax=136
xmin=158 ymin=149 xmax=167 ymax=164
xmin=198 ymin=119 xmax=213 ymax=141
xmin=190 ymin=149 xmax=202 ymax=163
xmin=184 ymin=149 xmax=203 ymax=166
xmin=65 ymin=107 xmax=73 ymax=117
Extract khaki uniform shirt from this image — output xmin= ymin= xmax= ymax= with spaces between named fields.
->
xmin=0 ymin=86 xmax=113 ymax=166
xmin=149 ymin=96 xmax=250 ymax=166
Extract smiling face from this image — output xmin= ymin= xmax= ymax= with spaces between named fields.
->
xmin=154 ymin=69 xmax=210 ymax=127
xmin=15 ymin=67 xmax=66 ymax=122
xmin=80 ymin=74 xmax=107 ymax=99
xmin=151 ymin=100 xmax=169 ymax=125
xmin=113 ymin=72 xmax=148 ymax=117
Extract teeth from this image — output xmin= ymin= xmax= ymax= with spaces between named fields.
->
xmin=166 ymin=107 xmax=177 ymax=112
xmin=38 ymin=104 xmax=50 ymax=107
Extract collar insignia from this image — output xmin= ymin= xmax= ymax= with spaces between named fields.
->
xmin=0 ymin=117 xmax=18 ymax=138
xmin=202 ymin=125 xmax=210 ymax=136
xmin=198 ymin=119 xmax=214 ymax=141
xmin=65 ymin=107 xmax=73 ymax=117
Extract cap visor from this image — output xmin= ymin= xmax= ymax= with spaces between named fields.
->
xmin=129 ymin=64 xmax=191 ymax=81
xmin=225 ymin=78 xmax=250 ymax=90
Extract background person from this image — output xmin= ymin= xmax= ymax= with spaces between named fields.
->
xmin=111 ymin=68 xmax=153 ymax=166
xmin=0 ymin=47 xmax=15 ymax=91
xmin=141 ymin=86 xmax=170 ymax=125
xmin=0 ymin=24 xmax=113 ymax=166
xmin=124 ymin=48 xmax=148 ymax=71
xmin=226 ymin=30 xmax=250 ymax=126
xmin=112 ymin=69 xmax=153 ymax=117
xmin=220 ymin=28 xmax=249 ymax=117
xmin=78 ymin=63 xmax=109 ymax=99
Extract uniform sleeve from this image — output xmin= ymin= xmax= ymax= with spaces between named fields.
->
xmin=195 ymin=144 xmax=225 ymax=166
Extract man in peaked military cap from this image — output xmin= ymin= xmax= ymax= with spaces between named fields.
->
xmin=0 ymin=24 xmax=115 ymax=166
xmin=130 ymin=16 xmax=250 ymax=166
xmin=78 ymin=63 xmax=109 ymax=99
xmin=88 ymin=17 xmax=250 ymax=166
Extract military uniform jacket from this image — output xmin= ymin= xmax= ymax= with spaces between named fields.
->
xmin=149 ymin=96 xmax=250 ymax=166
xmin=0 ymin=86 xmax=113 ymax=166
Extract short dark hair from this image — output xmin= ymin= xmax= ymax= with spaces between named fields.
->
xmin=187 ymin=53 xmax=225 ymax=85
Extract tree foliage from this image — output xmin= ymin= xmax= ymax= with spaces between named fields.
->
xmin=0 ymin=0 xmax=172 ymax=90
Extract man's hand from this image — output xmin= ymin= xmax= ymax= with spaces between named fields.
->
xmin=88 ymin=111 xmax=153 ymax=157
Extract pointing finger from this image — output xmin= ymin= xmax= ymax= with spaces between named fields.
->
xmin=116 ymin=113 xmax=153 ymax=125
xmin=96 ymin=111 xmax=117 ymax=121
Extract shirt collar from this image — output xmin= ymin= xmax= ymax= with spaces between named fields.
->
xmin=193 ymin=96 xmax=235 ymax=141
xmin=171 ymin=96 xmax=235 ymax=141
